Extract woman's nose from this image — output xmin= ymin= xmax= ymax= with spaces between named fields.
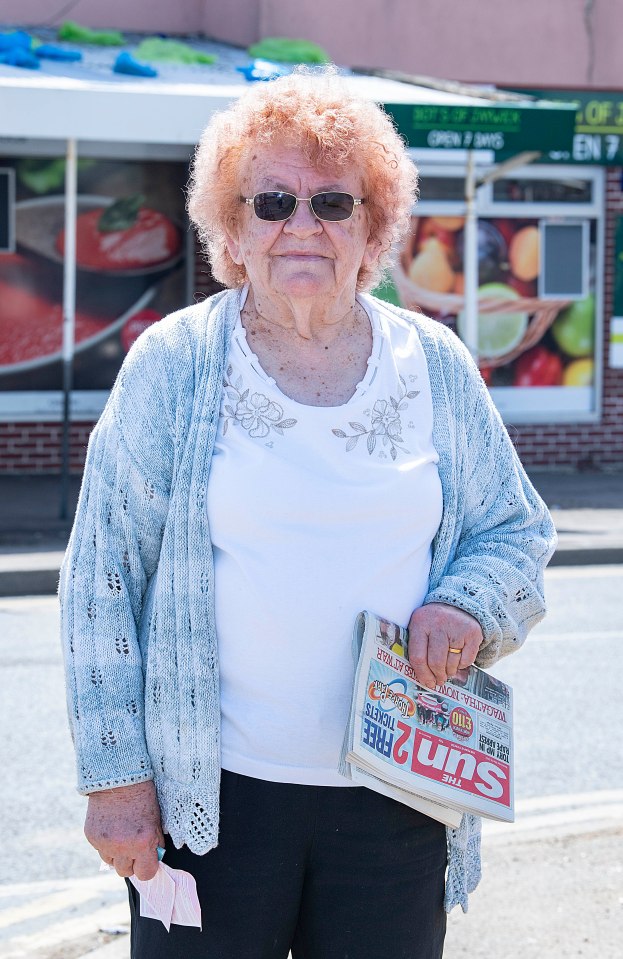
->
xmin=283 ymin=199 xmax=323 ymax=235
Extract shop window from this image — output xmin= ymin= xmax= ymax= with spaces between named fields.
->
xmin=492 ymin=178 xmax=593 ymax=203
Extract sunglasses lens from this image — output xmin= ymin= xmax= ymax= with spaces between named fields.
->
xmin=310 ymin=192 xmax=355 ymax=221
xmin=250 ymin=192 xmax=357 ymax=222
xmin=253 ymin=192 xmax=297 ymax=221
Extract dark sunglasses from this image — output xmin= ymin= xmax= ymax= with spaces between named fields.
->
xmin=241 ymin=191 xmax=365 ymax=223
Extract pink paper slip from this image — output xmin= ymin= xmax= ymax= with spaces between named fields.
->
xmin=166 ymin=863 xmax=202 ymax=929
xmin=129 ymin=863 xmax=202 ymax=931
xmin=131 ymin=865 xmax=176 ymax=930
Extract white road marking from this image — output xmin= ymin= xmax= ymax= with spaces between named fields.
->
xmin=0 ymin=874 xmax=119 ymax=900
xmin=515 ymin=789 xmax=623 ymax=810
xmin=483 ymin=789 xmax=623 ymax=843
xmin=530 ymin=630 xmax=622 ymax=642
xmin=0 ymin=874 xmax=127 ymax=959
xmin=0 ymin=596 xmax=59 ymax=612
xmin=0 ymin=883 xmax=117 ymax=930
xmin=545 ymin=564 xmax=623 ymax=579
xmin=3 ymin=900 xmax=129 ymax=959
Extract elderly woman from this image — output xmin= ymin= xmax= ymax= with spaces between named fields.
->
xmin=60 ymin=69 xmax=556 ymax=959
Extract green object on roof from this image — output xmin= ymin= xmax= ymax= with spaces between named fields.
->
xmin=248 ymin=37 xmax=329 ymax=64
xmin=57 ymin=21 xmax=125 ymax=46
xmin=135 ymin=38 xmax=216 ymax=65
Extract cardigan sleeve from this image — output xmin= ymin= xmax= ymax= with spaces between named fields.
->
xmin=59 ymin=325 xmax=176 ymax=794
xmin=424 ymin=344 xmax=557 ymax=668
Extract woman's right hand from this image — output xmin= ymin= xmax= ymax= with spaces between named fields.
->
xmin=84 ymin=780 xmax=165 ymax=880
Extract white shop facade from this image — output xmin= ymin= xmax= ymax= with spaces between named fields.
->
xmin=4 ymin=44 xmax=619 ymax=474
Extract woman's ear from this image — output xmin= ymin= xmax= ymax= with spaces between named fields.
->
xmin=223 ymin=218 xmax=245 ymax=266
xmin=362 ymin=232 xmax=385 ymax=270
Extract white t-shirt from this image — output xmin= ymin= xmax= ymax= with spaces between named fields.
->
xmin=207 ymin=291 xmax=442 ymax=786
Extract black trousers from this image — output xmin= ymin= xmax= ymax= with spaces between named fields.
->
xmin=128 ymin=770 xmax=447 ymax=959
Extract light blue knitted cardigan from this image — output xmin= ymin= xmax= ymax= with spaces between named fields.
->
xmin=59 ymin=288 xmax=556 ymax=912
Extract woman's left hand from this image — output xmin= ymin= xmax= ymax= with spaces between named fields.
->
xmin=407 ymin=603 xmax=483 ymax=688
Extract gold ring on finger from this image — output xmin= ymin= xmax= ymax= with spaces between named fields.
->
xmin=448 ymin=647 xmax=462 ymax=654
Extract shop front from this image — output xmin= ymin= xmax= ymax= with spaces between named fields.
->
xmin=4 ymin=42 xmax=618 ymax=474
xmin=0 ymin=144 xmax=604 ymax=429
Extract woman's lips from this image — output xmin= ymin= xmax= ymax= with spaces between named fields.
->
xmin=278 ymin=253 xmax=326 ymax=260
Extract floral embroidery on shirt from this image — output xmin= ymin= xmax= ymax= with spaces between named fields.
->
xmin=331 ymin=376 xmax=420 ymax=461
xmin=222 ymin=366 xmax=297 ymax=439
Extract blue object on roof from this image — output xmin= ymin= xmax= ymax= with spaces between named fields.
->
xmin=237 ymin=58 xmax=291 ymax=82
xmin=0 ymin=47 xmax=40 ymax=69
xmin=35 ymin=44 xmax=83 ymax=62
xmin=113 ymin=52 xmax=158 ymax=78
xmin=0 ymin=30 xmax=32 ymax=51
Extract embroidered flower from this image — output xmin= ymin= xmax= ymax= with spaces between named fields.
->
xmin=332 ymin=376 xmax=420 ymax=461
xmin=221 ymin=366 xmax=297 ymax=439
xmin=235 ymin=393 xmax=284 ymax=438
xmin=370 ymin=400 xmax=401 ymax=438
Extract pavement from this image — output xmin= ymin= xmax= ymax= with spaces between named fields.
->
xmin=17 ymin=808 xmax=623 ymax=959
xmin=5 ymin=798 xmax=622 ymax=959
xmin=1 ymin=469 xmax=621 ymax=959
xmin=0 ymin=469 xmax=621 ymax=596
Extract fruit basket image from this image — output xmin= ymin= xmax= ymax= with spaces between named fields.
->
xmin=391 ymin=217 xmax=572 ymax=368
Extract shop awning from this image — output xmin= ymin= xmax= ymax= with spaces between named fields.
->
xmin=0 ymin=43 xmax=577 ymax=151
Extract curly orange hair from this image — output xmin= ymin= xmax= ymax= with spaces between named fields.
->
xmin=187 ymin=67 xmax=418 ymax=290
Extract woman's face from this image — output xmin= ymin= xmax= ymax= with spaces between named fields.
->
xmin=224 ymin=143 xmax=381 ymax=302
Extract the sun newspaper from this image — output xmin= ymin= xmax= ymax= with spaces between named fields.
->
xmin=340 ymin=611 xmax=514 ymax=827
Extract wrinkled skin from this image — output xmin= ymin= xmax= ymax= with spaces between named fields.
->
xmin=408 ymin=603 xmax=483 ymax=689
xmin=84 ymin=780 xmax=165 ymax=880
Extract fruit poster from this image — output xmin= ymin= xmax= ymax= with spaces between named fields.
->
xmin=0 ymin=155 xmax=194 ymax=408
xmin=375 ymin=213 xmax=597 ymax=419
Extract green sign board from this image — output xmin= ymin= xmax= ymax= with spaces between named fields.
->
xmin=384 ymin=100 xmax=577 ymax=158
xmin=510 ymin=90 xmax=623 ymax=165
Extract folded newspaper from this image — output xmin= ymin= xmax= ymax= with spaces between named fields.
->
xmin=340 ymin=611 xmax=514 ymax=827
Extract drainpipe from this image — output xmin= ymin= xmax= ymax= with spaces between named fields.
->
xmin=583 ymin=0 xmax=595 ymax=86
xmin=59 ymin=139 xmax=77 ymax=522
xmin=462 ymin=150 xmax=479 ymax=361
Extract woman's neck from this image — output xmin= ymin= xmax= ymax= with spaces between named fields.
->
xmin=246 ymin=287 xmax=361 ymax=344
xmin=238 ymin=288 xmax=374 ymax=407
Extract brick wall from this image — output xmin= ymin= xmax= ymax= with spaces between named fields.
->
xmin=0 ymin=421 xmax=92 ymax=473
xmin=2 ymin=189 xmax=623 ymax=474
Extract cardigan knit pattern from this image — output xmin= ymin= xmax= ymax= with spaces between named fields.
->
xmin=59 ymin=287 xmax=556 ymax=913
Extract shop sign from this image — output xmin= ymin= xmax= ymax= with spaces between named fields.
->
xmin=513 ymin=90 xmax=623 ymax=165
xmin=384 ymin=101 xmax=577 ymax=158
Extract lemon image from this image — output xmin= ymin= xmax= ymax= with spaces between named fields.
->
xmin=457 ymin=283 xmax=528 ymax=359
xmin=562 ymin=358 xmax=594 ymax=386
